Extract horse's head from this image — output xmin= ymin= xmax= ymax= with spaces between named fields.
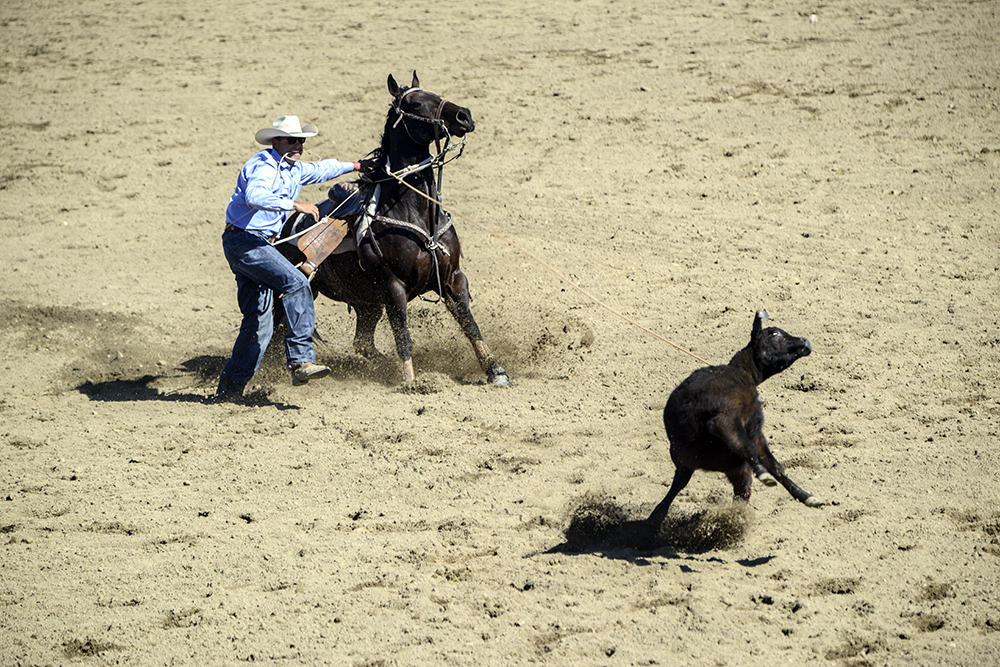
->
xmin=387 ymin=72 xmax=475 ymax=144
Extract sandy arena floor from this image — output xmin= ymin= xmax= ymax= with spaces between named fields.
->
xmin=1 ymin=0 xmax=998 ymax=664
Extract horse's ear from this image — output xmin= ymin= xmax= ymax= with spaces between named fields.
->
xmin=752 ymin=309 xmax=769 ymax=339
xmin=411 ymin=71 xmax=419 ymax=89
xmin=387 ymin=74 xmax=399 ymax=97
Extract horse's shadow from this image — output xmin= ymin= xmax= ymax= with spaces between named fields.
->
xmin=542 ymin=496 xmax=774 ymax=570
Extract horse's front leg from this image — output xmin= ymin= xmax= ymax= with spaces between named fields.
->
xmin=444 ymin=269 xmax=511 ymax=387
xmin=382 ymin=281 xmax=416 ymax=381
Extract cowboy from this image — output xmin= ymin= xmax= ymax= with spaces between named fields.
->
xmin=213 ymin=115 xmax=372 ymax=402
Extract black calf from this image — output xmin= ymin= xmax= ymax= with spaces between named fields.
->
xmin=645 ymin=310 xmax=824 ymax=532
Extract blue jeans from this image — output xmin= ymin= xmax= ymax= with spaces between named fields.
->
xmin=216 ymin=227 xmax=316 ymax=396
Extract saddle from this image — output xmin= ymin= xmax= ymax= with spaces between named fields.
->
xmin=280 ymin=187 xmax=363 ymax=278
xmin=280 ymin=179 xmax=451 ymax=278
xmin=295 ymin=217 xmax=350 ymax=278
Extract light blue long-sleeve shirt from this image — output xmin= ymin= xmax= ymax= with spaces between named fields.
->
xmin=225 ymin=148 xmax=356 ymax=236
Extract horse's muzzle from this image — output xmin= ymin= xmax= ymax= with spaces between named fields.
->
xmin=452 ymin=107 xmax=475 ymax=135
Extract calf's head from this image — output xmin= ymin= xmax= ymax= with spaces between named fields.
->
xmin=746 ymin=310 xmax=812 ymax=382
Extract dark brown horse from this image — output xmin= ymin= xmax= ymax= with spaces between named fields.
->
xmin=279 ymin=72 xmax=510 ymax=386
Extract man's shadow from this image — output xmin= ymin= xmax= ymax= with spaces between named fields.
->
xmin=74 ymin=355 xmax=298 ymax=409
xmin=72 ymin=344 xmax=404 ymax=408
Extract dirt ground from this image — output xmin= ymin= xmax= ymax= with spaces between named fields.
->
xmin=2 ymin=0 xmax=999 ymax=665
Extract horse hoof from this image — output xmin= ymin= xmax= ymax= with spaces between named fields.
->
xmin=804 ymin=496 xmax=825 ymax=508
xmin=355 ymin=345 xmax=387 ymax=362
xmin=488 ymin=368 xmax=512 ymax=387
xmin=756 ymin=471 xmax=777 ymax=486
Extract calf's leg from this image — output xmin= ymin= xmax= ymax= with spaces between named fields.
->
xmin=709 ymin=417 xmax=825 ymax=508
xmin=707 ymin=416 xmax=773 ymax=475
xmin=727 ymin=462 xmax=754 ymax=502
xmin=752 ymin=462 xmax=778 ymax=486
xmin=751 ymin=436 xmax=825 ymax=507
xmin=644 ymin=467 xmax=694 ymax=530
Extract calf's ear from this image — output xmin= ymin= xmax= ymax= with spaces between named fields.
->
xmin=753 ymin=309 xmax=770 ymax=338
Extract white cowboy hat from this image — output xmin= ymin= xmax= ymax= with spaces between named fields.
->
xmin=254 ymin=115 xmax=319 ymax=145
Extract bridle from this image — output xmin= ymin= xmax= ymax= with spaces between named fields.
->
xmin=391 ymin=87 xmax=448 ymax=143
xmin=374 ymin=86 xmax=468 ymax=301
xmin=389 ymin=87 xmax=466 ymax=200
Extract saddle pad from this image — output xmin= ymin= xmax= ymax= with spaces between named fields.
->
xmin=355 ymin=183 xmax=381 ymax=244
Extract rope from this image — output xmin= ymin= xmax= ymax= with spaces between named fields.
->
xmin=389 ymin=178 xmax=712 ymax=366
xmin=262 ymin=92 xmax=709 ymax=366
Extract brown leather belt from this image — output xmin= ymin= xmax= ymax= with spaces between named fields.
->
xmin=225 ymin=223 xmax=279 ymax=243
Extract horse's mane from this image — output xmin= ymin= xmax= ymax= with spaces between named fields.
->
xmin=356 ymin=89 xmax=410 ymax=193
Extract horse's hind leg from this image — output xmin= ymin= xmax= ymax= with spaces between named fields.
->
xmin=444 ymin=269 xmax=511 ymax=387
xmin=380 ymin=282 xmax=416 ymax=381
xmin=352 ymin=303 xmax=386 ymax=361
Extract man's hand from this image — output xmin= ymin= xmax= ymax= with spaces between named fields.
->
xmin=358 ymin=159 xmax=376 ymax=173
xmin=292 ymin=200 xmax=320 ymax=222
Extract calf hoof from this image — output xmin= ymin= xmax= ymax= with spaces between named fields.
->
xmin=804 ymin=495 xmax=825 ymax=508
xmin=756 ymin=471 xmax=777 ymax=487
xmin=488 ymin=367 xmax=512 ymax=387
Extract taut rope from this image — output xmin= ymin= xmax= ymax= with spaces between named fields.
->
xmin=390 ymin=177 xmax=712 ymax=367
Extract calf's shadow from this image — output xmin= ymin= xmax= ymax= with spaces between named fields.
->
xmin=545 ymin=494 xmax=769 ymax=568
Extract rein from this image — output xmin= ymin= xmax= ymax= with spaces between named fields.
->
xmin=266 ymin=87 xmax=708 ymax=366
xmin=368 ymin=87 xmax=466 ymax=301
